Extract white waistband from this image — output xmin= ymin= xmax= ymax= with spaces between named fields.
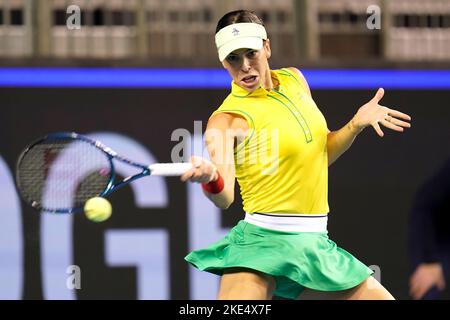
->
xmin=244 ymin=212 xmax=328 ymax=232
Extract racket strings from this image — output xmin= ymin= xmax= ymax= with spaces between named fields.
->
xmin=17 ymin=139 xmax=111 ymax=212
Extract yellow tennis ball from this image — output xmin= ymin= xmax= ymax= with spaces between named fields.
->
xmin=84 ymin=197 xmax=112 ymax=222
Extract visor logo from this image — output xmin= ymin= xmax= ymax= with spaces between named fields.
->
xmin=232 ymin=28 xmax=240 ymax=36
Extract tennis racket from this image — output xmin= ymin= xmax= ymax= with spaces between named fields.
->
xmin=15 ymin=132 xmax=192 ymax=214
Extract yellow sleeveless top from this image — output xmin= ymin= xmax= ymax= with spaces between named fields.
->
xmin=211 ymin=68 xmax=329 ymax=215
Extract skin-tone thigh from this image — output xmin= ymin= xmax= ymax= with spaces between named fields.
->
xmin=298 ymin=276 xmax=395 ymax=300
xmin=217 ymin=268 xmax=276 ymax=300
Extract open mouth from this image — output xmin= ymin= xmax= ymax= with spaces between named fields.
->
xmin=242 ymin=75 xmax=257 ymax=84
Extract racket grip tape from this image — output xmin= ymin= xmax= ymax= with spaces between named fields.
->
xmin=149 ymin=163 xmax=193 ymax=176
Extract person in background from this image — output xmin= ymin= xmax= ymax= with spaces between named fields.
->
xmin=409 ymin=157 xmax=450 ymax=299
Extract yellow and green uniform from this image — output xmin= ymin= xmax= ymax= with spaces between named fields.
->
xmin=211 ymin=68 xmax=329 ymax=214
xmin=185 ymin=68 xmax=373 ymax=299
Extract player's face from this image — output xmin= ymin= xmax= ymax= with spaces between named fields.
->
xmin=222 ymin=40 xmax=272 ymax=92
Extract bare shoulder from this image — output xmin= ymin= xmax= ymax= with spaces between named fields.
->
xmin=287 ymin=66 xmax=301 ymax=75
xmin=286 ymin=67 xmax=305 ymax=80
xmin=208 ymin=112 xmax=248 ymax=131
xmin=287 ymin=67 xmax=312 ymax=97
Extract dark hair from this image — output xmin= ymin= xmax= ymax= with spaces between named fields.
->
xmin=215 ymin=10 xmax=265 ymax=34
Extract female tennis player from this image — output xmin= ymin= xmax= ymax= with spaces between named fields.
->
xmin=181 ymin=10 xmax=411 ymax=300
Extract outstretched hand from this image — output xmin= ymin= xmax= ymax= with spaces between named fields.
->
xmin=352 ymin=88 xmax=412 ymax=137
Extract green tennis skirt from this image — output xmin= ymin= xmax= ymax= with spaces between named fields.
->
xmin=185 ymin=220 xmax=373 ymax=299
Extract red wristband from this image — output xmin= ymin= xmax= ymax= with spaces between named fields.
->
xmin=201 ymin=171 xmax=224 ymax=194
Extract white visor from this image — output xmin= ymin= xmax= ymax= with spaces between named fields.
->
xmin=215 ymin=23 xmax=267 ymax=62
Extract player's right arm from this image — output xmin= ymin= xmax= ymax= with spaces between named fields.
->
xmin=203 ymin=113 xmax=237 ymax=209
xmin=181 ymin=112 xmax=240 ymax=209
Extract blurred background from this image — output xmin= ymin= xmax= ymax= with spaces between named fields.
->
xmin=0 ymin=0 xmax=449 ymax=300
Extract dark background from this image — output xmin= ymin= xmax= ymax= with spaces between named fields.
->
xmin=1 ymin=87 xmax=449 ymax=299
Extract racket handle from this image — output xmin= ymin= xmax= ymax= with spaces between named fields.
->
xmin=148 ymin=163 xmax=193 ymax=176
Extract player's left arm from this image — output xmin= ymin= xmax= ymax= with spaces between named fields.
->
xmin=288 ymin=68 xmax=412 ymax=166
xmin=326 ymin=88 xmax=411 ymax=166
